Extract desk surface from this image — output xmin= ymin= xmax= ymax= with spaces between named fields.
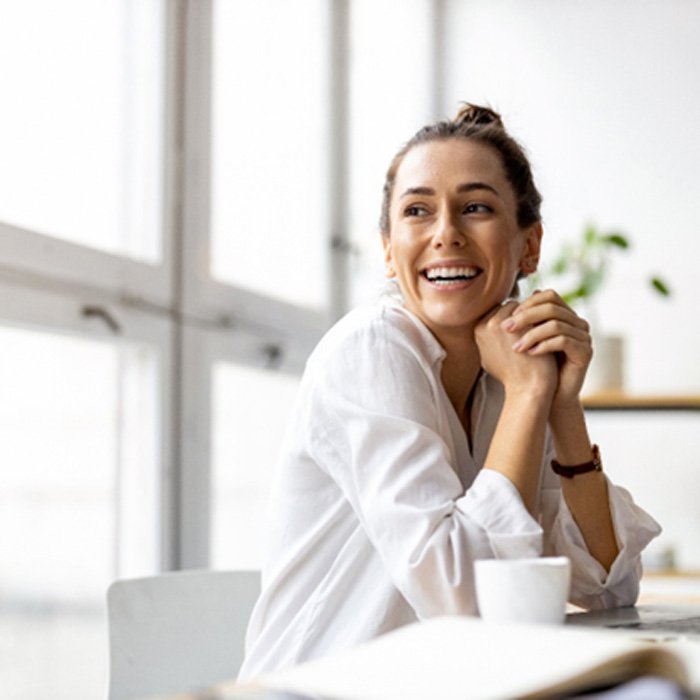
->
xmin=151 ymin=686 xmax=310 ymax=700
xmin=567 ymin=602 xmax=700 ymax=632
xmin=153 ymin=577 xmax=700 ymax=700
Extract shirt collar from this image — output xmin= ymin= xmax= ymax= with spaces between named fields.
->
xmin=382 ymin=298 xmax=448 ymax=367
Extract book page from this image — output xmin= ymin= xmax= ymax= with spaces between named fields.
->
xmin=259 ymin=616 xmax=690 ymax=700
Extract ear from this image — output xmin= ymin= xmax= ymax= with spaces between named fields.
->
xmin=382 ymin=236 xmax=396 ymax=278
xmin=519 ymin=222 xmax=543 ymax=275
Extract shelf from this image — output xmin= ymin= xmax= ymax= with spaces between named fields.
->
xmin=582 ymin=393 xmax=700 ymax=411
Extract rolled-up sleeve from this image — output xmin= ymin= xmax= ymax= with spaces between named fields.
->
xmin=541 ymin=478 xmax=661 ymax=609
xmin=463 ymin=469 xmax=543 ymax=558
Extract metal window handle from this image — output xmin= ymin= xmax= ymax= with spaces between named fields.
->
xmin=261 ymin=343 xmax=283 ymax=369
xmin=82 ymin=305 xmax=122 ymax=334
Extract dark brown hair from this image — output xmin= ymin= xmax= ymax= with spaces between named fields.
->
xmin=379 ymin=103 xmax=542 ymax=237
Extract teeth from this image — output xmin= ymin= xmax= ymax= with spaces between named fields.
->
xmin=425 ymin=266 xmax=479 ymax=281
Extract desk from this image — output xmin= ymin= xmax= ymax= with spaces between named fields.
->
xmin=567 ymin=601 xmax=700 ymax=634
xmin=153 ymin=603 xmax=700 ymax=700
xmin=148 ymin=574 xmax=700 ymax=700
xmin=149 ymin=685 xmax=310 ymax=699
xmin=566 ymin=572 xmax=700 ymax=633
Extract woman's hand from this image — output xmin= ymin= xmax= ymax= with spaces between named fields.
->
xmin=501 ymin=290 xmax=592 ymax=408
xmin=475 ymin=301 xmax=558 ymax=400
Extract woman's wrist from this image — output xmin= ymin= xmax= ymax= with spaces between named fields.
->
xmin=549 ymin=400 xmax=593 ymax=466
xmin=550 ymin=394 xmax=584 ymax=418
xmin=504 ymin=378 xmax=556 ymax=405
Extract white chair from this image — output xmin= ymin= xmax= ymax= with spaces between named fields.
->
xmin=106 ymin=569 xmax=260 ymax=700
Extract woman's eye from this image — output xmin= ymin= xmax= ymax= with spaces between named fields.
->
xmin=464 ymin=202 xmax=492 ymax=214
xmin=404 ymin=205 xmax=429 ymax=217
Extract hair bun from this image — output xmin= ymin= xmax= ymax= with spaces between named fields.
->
xmin=453 ymin=103 xmax=504 ymax=129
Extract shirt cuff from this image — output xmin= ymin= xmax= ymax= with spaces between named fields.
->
xmin=461 ymin=468 xmax=544 ymax=559
xmin=548 ymin=479 xmax=661 ymax=604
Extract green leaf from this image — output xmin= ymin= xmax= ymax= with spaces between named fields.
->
xmin=564 ymin=285 xmax=589 ymax=305
xmin=650 ymin=277 xmax=671 ymax=297
xmin=603 ymin=233 xmax=629 ymax=249
xmin=545 ymin=225 xmax=671 ymax=306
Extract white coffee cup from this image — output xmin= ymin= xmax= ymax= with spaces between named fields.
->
xmin=474 ymin=556 xmax=571 ymax=625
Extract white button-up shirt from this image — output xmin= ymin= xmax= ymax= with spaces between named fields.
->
xmin=239 ymin=301 xmax=661 ymax=680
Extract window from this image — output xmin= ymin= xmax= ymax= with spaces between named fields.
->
xmin=211 ymin=362 xmax=300 ymax=569
xmin=0 ymin=303 xmax=167 ymax=699
xmin=0 ymin=0 xmax=164 ymax=262
xmin=210 ymin=0 xmax=328 ymax=310
xmin=0 ymin=2 xmax=168 ymax=696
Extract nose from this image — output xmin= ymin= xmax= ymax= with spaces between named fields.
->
xmin=431 ymin=208 xmax=465 ymax=249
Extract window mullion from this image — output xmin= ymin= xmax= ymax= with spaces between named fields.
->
xmin=173 ymin=0 xmax=213 ymax=569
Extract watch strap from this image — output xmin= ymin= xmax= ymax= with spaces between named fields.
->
xmin=551 ymin=444 xmax=603 ymax=479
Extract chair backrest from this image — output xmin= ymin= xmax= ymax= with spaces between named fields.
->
xmin=106 ymin=569 xmax=260 ymax=700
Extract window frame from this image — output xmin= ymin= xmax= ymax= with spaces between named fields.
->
xmin=0 ymin=277 xmax=176 ymax=573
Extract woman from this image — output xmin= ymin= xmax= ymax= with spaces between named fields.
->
xmin=238 ymin=104 xmax=660 ymax=679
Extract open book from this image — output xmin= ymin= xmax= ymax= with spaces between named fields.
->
xmin=254 ymin=616 xmax=700 ymax=699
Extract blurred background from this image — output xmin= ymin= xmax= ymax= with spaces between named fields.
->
xmin=1 ymin=1 xmax=699 ymax=697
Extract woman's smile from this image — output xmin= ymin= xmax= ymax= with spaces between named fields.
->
xmin=420 ymin=261 xmax=483 ymax=289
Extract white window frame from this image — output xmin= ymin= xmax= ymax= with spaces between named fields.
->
xmin=179 ymin=0 xmax=337 ymax=343
xmin=0 ymin=278 xmax=175 ymax=573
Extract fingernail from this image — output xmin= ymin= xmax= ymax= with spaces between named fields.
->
xmin=512 ymin=340 xmax=523 ymax=351
xmin=502 ymin=318 xmax=516 ymax=331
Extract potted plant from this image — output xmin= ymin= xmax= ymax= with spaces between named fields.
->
xmin=526 ymin=224 xmax=670 ymax=395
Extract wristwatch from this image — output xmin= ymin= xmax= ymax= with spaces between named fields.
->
xmin=551 ymin=444 xmax=603 ymax=479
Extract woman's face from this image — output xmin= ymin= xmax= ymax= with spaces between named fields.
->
xmin=383 ymin=138 xmax=541 ymax=342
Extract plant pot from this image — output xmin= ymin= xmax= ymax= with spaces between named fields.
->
xmin=583 ymin=334 xmax=625 ymax=396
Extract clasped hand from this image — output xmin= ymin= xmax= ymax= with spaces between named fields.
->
xmin=475 ymin=290 xmax=592 ymax=407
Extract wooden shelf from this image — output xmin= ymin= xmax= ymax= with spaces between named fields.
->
xmin=582 ymin=393 xmax=700 ymax=411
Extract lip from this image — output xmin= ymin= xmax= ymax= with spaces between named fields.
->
xmin=419 ymin=259 xmax=483 ymax=290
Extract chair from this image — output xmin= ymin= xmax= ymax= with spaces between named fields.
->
xmin=106 ymin=569 xmax=260 ymax=700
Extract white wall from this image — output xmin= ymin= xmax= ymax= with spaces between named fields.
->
xmin=443 ymin=0 xmax=700 ymax=394
xmin=443 ymin=0 xmax=700 ymax=567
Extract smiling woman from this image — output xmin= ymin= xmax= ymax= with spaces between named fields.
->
xmin=238 ymin=104 xmax=662 ymax=680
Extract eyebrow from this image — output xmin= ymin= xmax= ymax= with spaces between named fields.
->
xmin=399 ymin=182 xmax=500 ymax=198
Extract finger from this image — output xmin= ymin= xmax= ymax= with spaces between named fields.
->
xmin=512 ymin=289 xmax=574 ymax=321
xmin=518 ymin=288 xmax=566 ymax=310
xmin=504 ymin=302 xmax=589 ymax=334
xmin=512 ymin=320 xmax=590 ymax=354
xmin=521 ymin=334 xmax=593 ymax=365
xmin=526 ymin=336 xmax=593 ymax=366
